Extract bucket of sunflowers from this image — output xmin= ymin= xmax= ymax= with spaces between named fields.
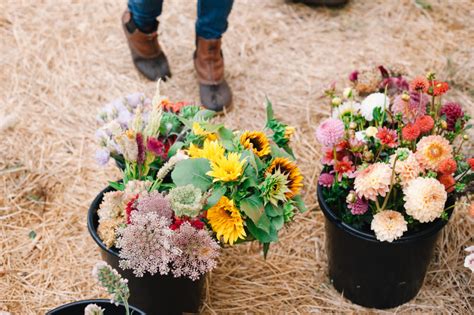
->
xmin=316 ymin=68 xmax=472 ymax=309
xmin=88 ymin=85 xmax=306 ymax=314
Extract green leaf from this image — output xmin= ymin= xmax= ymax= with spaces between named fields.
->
xmin=270 ymin=143 xmax=293 ymax=160
xmin=171 ymin=158 xmax=212 ymax=192
xmin=257 ymin=213 xmax=271 ymax=233
xmin=246 ymin=219 xmax=278 ymax=243
xmin=217 ymin=127 xmax=235 ymax=151
xmin=240 ymin=195 xmax=264 ymax=224
xmin=108 ymin=181 xmax=124 ymax=191
xmin=194 ymin=109 xmax=216 ymax=121
xmin=28 ymin=230 xmax=36 ymax=240
xmin=205 ymin=186 xmax=226 ymax=209
xmin=265 ymin=203 xmax=283 ymax=217
xmin=292 ymin=195 xmax=307 ymax=213
xmin=265 ymin=97 xmax=274 ymax=123
xmin=167 ymin=141 xmax=184 ymax=158
xmin=271 ymin=215 xmax=284 ymax=231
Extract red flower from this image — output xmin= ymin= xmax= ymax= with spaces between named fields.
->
xmin=438 ymin=159 xmax=457 ymax=175
xmin=409 ymin=76 xmax=429 ymax=93
xmin=429 ymin=81 xmax=449 ymax=96
xmin=415 ymin=115 xmax=434 ymax=133
xmin=170 ymin=216 xmax=205 ymax=230
xmin=125 ymin=194 xmax=139 ymax=224
xmin=438 ymin=174 xmax=455 ymax=193
xmin=162 ymin=100 xmax=190 ymax=113
xmin=468 ymin=158 xmax=474 ymax=171
xmin=321 ymin=146 xmax=344 ymax=165
xmin=147 ymin=137 xmax=166 ymax=158
xmin=376 ymin=127 xmax=398 ymax=148
xmin=402 ymin=123 xmax=420 ymax=141
xmin=334 ymin=156 xmax=355 ymax=181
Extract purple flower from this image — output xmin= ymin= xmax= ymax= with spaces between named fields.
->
xmin=116 ymin=211 xmax=179 ymax=277
xmin=170 ymin=222 xmax=220 ymax=281
xmin=125 ymin=93 xmax=145 ymax=108
xmin=318 ymin=173 xmax=335 ymax=188
xmin=136 ymin=191 xmax=173 ymax=219
xmin=95 ymin=148 xmax=110 ymax=166
xmin=348 ymin=197 xmax=369 ymax=215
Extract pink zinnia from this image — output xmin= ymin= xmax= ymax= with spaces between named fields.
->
xmin=376 ymin=127 xmax=398 ymax=148
xmin=439 ymin=102 xmax=464 ymax=131
xmin=318 ymin=173 xmax=335 ymax=187
xmin=348 ymin=197 xmax=369 ymax=215
xmin=316 ymin=118 xmax=345 ymax=147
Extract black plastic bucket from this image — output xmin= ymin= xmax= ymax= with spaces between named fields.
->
xmin=87 ymin=186 xmax=206 ymax=315
xmin=317 ymin=184 xmax=454 ymax=309
xmin=47 ymin=299 xmax=145 ymax=315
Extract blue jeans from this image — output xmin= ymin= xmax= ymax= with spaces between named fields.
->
xmin=128 ymin=0 xmax=234 ymax=39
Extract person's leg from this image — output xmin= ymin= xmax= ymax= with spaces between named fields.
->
xmin=194 ymin=0 xmax=234 ymax=112
xmin=123 ymin=0 xmax=171 ymax=81
xmin=128 ymin=0 xmax=163 ymax=33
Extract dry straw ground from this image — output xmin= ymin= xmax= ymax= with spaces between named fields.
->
xmin=0 ymin=0 xmax=473 ymax=313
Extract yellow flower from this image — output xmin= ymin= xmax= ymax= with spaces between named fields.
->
xmin=193 ymin=122 xmax=217 ymax=141
xmin=266 ymin=157 xmax=303 ymax=198
xmin=284 ymin=126 xmax=295 ymax=140
xmin=207 ymin=196 xmax=246 ymax=245
xmin=188 ymin=139 xmax=225 ymax=162
xmin=240 ymin=131 xmax=271 ymax=157
xmin=207 ymin=152 xmax=245 ymax=182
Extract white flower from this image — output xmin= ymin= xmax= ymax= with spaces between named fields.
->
xmin=365 ymin=126 xmax=378 ymax=138
xmin=371 ymin=210 xmax=408 ymax=242
xmin=360 ymin=93 xmax=390 ymax=121
xmin=84 ymin=304 xmax=105 ymax=315
xmin=343 ymin=87 xmax=353 ymax=99
xmin=331 ymin=101 xmax=361 ymax=119
xmin=355 ymin=131 xmax=366 ymax=142
xmin=465 ymin=246 xmax=474 ymax=272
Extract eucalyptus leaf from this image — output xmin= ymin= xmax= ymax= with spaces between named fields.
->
xmin=171 ymin=158 xmax=212 ymax=192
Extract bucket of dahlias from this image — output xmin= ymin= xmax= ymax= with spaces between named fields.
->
xmin=316 ymin=69 xmax=472 ymax=309
xmin=94 ymin=84 xmax=214 ymax=170
xmin=169 ymin=98 xmax=307 ymax=255
xmin=88 ymin=88 xmax=220 ymax=315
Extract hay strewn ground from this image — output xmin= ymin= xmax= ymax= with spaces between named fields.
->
xmin=1 ymin=0 xmax=473 ymax=313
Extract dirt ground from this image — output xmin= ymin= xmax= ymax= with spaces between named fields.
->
xmin=0 ymin=0 xmax=473 ymax=313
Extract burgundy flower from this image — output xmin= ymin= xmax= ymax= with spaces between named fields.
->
xmin=439 ymin=102 xmax=464 ymax=131
xmin=136 ymin=132 xmax=145 ymax=165
xmin=349 ymin=70 xmax=359 ymax=82
xmin=147 ymin=137 xmax=166 ymax=158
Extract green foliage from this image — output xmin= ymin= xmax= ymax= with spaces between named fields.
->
xmin=171 ymin=158 xmax=212 ymax=192
xmin=160 ymin=112 xmax=182 ymax=135
xmin=240 ymin=195 xmax=265 ymax=224
xmin=109 ymin=181 xmax=125 ymax=191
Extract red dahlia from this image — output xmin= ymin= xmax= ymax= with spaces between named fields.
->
xmin=402 ymin=123 xmax=420 ymax=141
xmin=376 ymin=127 xmax=398 ymax=148
xmin=415 ymin=115 xmax=434 ymax=133
xmin=429 ymin=81 xmax=449 ymax=96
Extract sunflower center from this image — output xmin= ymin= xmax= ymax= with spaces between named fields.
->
xmin=249 ymin=137 xmax=263 ymax=151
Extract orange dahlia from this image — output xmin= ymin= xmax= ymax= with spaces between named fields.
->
xmin=409 ymin=76 xmax=429 ymax=93
xmin=438 ymin=158 xmax=457 ymax=175
xmin=416 ymin=135 xmax=453 ymax=171
xmin=438 ymin=174 xmax=455 ymax=193
xmin=402 ymin=123 xmax=420 ymax=141
xmin=415 ymin=115 xmax=434 ymax=133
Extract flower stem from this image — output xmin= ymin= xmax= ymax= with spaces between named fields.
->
xmin=380 ymin=156 xmax=398 ymax=211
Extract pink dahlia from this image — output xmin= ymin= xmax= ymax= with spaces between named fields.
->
xmin=439 ymin=102 xmax=464 ymax=131
xmin=316 ymin=118 xmax=345 ymax=147
xmin=392 ymin=92 xmax=427 ymax=123
xmin=318 ymin=173 xmax=335 ymax=187
xmin=354 ymin=162 xmax=392 ymax=201
xmin=416 ymin=135 xmax=453 ymax=171
xmin=348 ymin=196 xmax=369 ymax=215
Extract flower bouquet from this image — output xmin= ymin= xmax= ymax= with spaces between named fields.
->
xmin=88 ymin=86 xmax=306 ymax=313
xmin=170 ymin=98 xmax=307 ymax=255
xmin=316 ymin=68 xmax=472 ymax=308
xmin=89 ymin=87 xmax=220 ymax=314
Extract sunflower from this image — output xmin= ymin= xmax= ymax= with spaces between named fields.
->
xmin=188 ymin=139 xmax=225 ymax=162
xmin=240 ymin=131 xmax=271 ymax=157
xmin=266 ymin=157 xmax=303 ymax=198
xmin=206 ymin=152 xmax=245 ymax=182
xmin=207 ymin=196 xmax=246 ymax=245
xmin=193 ymin=122 xmax=217 ymax=141
xmin=260 ymin=169 xmax=291 ymax=205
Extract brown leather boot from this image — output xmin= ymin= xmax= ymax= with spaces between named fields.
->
xmin=122 ymin=10 xmax=171 ymax=81
xmin=194 ymin=37 xmax=232 ymax=112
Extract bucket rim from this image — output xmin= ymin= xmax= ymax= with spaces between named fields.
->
xmin=47 ymin=299 xmax=145 ymax=314
xmin=316 ymin=183 xmax=453 ymax=244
